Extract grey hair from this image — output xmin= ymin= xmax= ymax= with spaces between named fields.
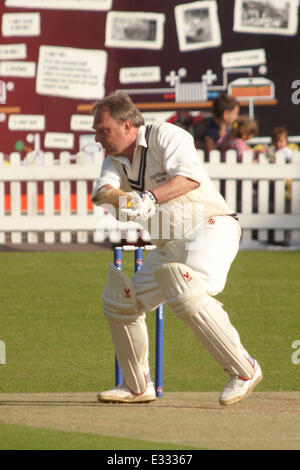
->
xmin=92 ymin=91 xmax=144 ymax=127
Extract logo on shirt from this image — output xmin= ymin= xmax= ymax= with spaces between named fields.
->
xmin=150 ymin=171 xmax=168 ymax=184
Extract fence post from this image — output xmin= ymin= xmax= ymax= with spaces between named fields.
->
xmin=10 ymin=152 xmax=22 ymax=244
xmin=59 ymin=152 xmax=72 ymax=243
xmin=76 ymin=153 xmax=89 ymax=244
xmin=44 ymin=152 xmax=55 ymax=243
xmin=273 ymin=152 xmax=286 ymax=243
xmin=291 ymin=153 xmax=300 ymax=245
xmin=0 ymin=153 xmax=5 ymax=244
xmin=26 ymin=152 xmax=39 ymax=243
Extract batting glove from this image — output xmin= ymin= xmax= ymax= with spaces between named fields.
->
xmin=120 ymin=191 xmax=157 ymax=221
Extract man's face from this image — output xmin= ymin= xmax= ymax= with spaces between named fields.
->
xmin=93 ymin=108 xmax=128 ymax=156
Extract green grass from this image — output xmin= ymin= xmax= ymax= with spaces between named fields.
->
xmin=0 ymin=250 xmax=300 ymax=393
xmin=0 ymin=249 xmax=300 ymax=450
xmin=0 ymin=422 xmax=197 ymax=450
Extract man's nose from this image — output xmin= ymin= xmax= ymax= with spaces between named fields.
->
xmin=95 ymin=133 xmax=103 ymax=144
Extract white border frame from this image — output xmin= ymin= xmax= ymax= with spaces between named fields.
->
xmin=174 ymin=1 xmax=221 ymax=52
xmin=5 ymin=0 xmax=113 ymax=11
xmin=233 ymin=0 xmax=299 ymax=36
xmin=105 ymin=11 xmax=165 ymax=50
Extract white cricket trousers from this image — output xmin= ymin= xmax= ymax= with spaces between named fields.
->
xmin=132 ymin=215 xmax=241 ymax=312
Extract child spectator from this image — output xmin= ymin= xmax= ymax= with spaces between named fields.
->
xmin=268 ymin=126 xmax=293 ymax=163
xmin=193 ymin=93 xmax=240 ymax=155
xmin=254 ymin=125 xmax=294 ymax=245
xmin=230 ymin=115 xmax=258 ymax=162
xmin=270 ymin=126 xmax=294 ymax=225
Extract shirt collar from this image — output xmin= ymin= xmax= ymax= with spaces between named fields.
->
xmin=110 ymin=125 xmax=147 ymax=168
xmin=136 ymin=125 xmax=147 ymax=149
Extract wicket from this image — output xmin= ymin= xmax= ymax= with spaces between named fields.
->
xmin=113 ymin=245 xmax=164 ymax=397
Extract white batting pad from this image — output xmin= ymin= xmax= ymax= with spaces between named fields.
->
xmin=102 ymin=263 xmax=139 ymax=320
xmin=102 ymin=263 xmax=149 ymax=394
xmin=154 ymin=263 xmax=254 ymax=378
xmin=106 ymin=315 xmax=149 ymax=395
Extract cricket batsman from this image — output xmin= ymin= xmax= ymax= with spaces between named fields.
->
xmin=91 ymin=91 xmax=263 ymax=406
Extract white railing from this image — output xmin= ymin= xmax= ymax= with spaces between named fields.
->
xmin=0 ymin=149 xmax=300 ymax=246
xmin=203 ymin=149 xmax=300 ymax=246
xmin=0 ymin=151 xmax=104 ymax=244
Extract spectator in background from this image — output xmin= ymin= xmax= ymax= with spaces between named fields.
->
xmin=270 ymin=126 xmax=294 ymax=214
xmin=267 ymin=126 xmax=293 ymax=163
xmin=253 ymin=125 xmax=295 ymax=245
xmin=194 ymin=93 xmax=240 ymax=158
xmin=230 ymin=115 xmax=258 ymax=162
xmin=167 ymin=110 xmax=203 ymax=134
xmin=269 ymin=126 xmax=294 ymax=229
xmin=256 ymin=125 xmax=294 ymax=208
xmin=228 ymin=115 xmax=258 ymax=214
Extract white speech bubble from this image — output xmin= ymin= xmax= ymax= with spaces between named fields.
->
xmin=0 ymin=61 xmax=36 ymax=78
xmin=142 ymin=111 xmax=176 ymax=126
xmin=5 ymin=0 xmax=112 ymax=10
xmin=8 ymin=114 xmax=45 ymax=130
xmin=2 ymin=13 xmax=41 ymax=37
xmin=36 ymin=45 xmax=107 ymax=100
xmin=0 ymin=43 xmax=27 ymax=60
xmin=44 ymin=132 xmax=74 ymax=149
xmin=222 ymin=49 xmax=266 ymax=69
xmin=70 ymin=114 xmax=94 ymax=131
xmin=119 ymin=66 xmax=161 ymax=84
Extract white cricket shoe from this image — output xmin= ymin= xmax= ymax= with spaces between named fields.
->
xmin=219 ymin=361 xmax=263 ymax=406
xmin=97 ymin=382 xmax=156 ymax=403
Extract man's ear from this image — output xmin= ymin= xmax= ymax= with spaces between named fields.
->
xmin=123 ymin=120 xmax=133 ymax=134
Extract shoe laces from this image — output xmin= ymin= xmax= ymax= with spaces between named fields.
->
xmin=226 ymin=376 xmax=242 ymax=388
xmin=116 ymin=383 xmax=131 ymax=392
xmin=116 ymin=382 xmax=153 ymax=394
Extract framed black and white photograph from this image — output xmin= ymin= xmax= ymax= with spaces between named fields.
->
xmin=105 ymin=11 xmax=165 ymax=50
xmin=234 ymin=0 xmax=299 ymax=36
xmin=174 ymin=1 xmax=221 ymax=52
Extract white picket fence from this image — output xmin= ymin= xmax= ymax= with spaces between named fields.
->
xmin=0 ymin=149 xmax=300 ymax=246
xmin=204 ymin=149 xmax=300 ymax=246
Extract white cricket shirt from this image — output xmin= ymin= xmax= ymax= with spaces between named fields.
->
xmin=92 ymin=122 xmax=235 ymax=245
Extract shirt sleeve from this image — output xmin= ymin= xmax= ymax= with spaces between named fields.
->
xmin=157 ymin=123 xmax=203 ymax=183
xmin=91 ymin=156 xmax=121 ymax=200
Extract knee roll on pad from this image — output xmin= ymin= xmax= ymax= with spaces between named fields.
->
xmin=154 ymin=263 xmax=254 ymax=378
xmin=102 ymin=263 xmax=149 ymax=394
xmin=102 ymin=263 xmax=140 ymax=321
